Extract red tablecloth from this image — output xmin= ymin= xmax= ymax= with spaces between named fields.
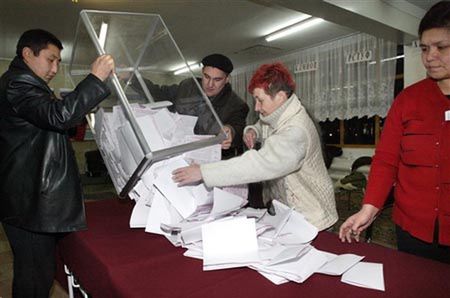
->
xmin=56 ymin=199 xmax=450 ymax=298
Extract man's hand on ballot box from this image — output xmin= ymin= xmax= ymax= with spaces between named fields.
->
xmin=221 ymin=125 xmax=233 ymax=150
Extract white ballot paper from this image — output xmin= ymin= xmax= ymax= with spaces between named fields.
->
xmin=180 ymin=224 xmax=205 ymax=246
xmin=153 ymin=157 xmax=201 ymax=218
xmin=171 ymin=114 xmax=198 ymax=142
xmin=145 ymin=189 xmax=183 ymax=235
xmin=253 ymin=247 xmax=328 ymax=283
xmin=117 ymin=123 xmax=141 ymax=176
xmin=341 ymin=261 xmax=385 ymax=291
xmin=259 ymin=200 xmax=318 ymax=244
xmin=151 ymin=109 xmax=177 ymax=141
xmin=183 ymin=243 xmax=204 ymax=260
xmin=182 ymin=135 xmax=221 ymax=164
xmin=221 ymin=184 xmax=248 ymax=200
xmin=202 ymin=217 xmax=260 ymax=270
xmin=236 ymin=207 xmax=267 ymax=221
xmin=208 ymin=187 xmax=247 ymax=219
xmin=129 ymin=191 xmax=151 ymax=228
xmin=258 ymin=242 xmax=286 ymax=262
xmin=136 ymin=114 xmax=166 ymax=151
xmin=258 ymin=271 xmax=290 ymax=285
xmin=266 ymin=244 xmax=313 ymax=266
xmin=316 ymin=252 xmax=365 ymax=275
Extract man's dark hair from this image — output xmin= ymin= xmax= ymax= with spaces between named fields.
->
xmin=16 ymin=29 xmax=63 ymax=58
xmin=418 ymin=1 xmax=450 ymax=37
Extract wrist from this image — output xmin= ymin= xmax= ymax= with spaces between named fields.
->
xmin=361 ymin=204 xmax=380 ymax=218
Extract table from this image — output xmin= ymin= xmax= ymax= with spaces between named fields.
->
xmin=56 ymin=199 xmax=450 ymax=298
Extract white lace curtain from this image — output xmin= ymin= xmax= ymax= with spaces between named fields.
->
xmin=231 ymin=33 xmax=397 ymax=122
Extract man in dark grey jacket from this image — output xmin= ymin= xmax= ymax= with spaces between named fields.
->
xmin=0 ymin=29 xmax=114 ymax=297
xmin=129 ymin=54 xmax=249 ymax=159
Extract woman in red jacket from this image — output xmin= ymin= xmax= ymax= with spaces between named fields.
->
xmin=339 ymin=1 xmax=450 ymax=264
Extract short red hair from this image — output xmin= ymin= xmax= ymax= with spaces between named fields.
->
xmin=248 ymin=62 xmax=295 ymax=96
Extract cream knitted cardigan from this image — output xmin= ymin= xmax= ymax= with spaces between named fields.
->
xmin=201 ymin=94 xmax=338 ymax=230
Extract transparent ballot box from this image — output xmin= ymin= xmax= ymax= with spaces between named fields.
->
xmin=70 ymin=10 xmax=226 ymax=198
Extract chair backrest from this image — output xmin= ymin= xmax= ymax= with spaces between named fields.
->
xmin=350 ymin=156 xmax=372 ymax=172
xmin=340 ymin=171 xmax=367 ymax=189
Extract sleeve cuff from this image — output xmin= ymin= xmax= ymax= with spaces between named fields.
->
xmin=244 ymin=125 xmax=259 ymax=139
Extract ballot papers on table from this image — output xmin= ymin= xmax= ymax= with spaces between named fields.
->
xmin=181 ymin=199 xmax=382 ymax=288
xmin=316 ymin=252 xmax=365 ymax=276
xmin=93 ymin=103 xmax=384 ymax=289
xmin=92 ymin=92 xmax=381 ymax=289
xmin=341 ymin=262 xmax=385 ymax=291
xmin=202 ymin=217 xmax=259 ymax=270
xmin=153 ymin=157 xmax=206 ymax=218
xmin=124 ymin=165 xmax=383 ymax=288
xmin=258 ymin=200 xmax=318 ymax=244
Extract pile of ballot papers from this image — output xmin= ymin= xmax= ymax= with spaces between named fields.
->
xmin=93 ymin=102 xmax=222 ymax=194
xmin=93 ymin=104 xmax=385 ymax=291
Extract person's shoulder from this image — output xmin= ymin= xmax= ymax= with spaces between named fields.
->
xmin=179 ymin=77 xmax=197 ymax=86
xmin=283 ymin=107 xmax=315 ymax=137
xmin=400 ymin=78 xmax=433 ymax=95
xmin=228 ymin=89 xmax=248 ymax=105
xmin=176 ymin=77 xmax=198 ymax=93
xmin=394 ymin=78 xmax=434 ymax=106
xmin=275 ymin=122 xmax=309 ymax=147
xmin=279 ymin=108 xmax=308 ymax=134
xmin=7 ymin=70 xmax=42 ymax=88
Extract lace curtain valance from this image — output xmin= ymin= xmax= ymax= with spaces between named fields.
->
xmin=231 ymin=33 xmax=397 ymax=122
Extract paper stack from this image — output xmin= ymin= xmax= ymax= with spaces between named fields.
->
xmin=94 ymin=104 xmax=384 ymax=291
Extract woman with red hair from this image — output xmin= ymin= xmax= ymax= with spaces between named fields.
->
xmin=173 ymin=62 xmax=337 ymax=230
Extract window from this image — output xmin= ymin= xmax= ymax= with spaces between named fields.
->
xmin=318 ymin=45 xmax=403 ymax=147
xmin=344 ymin=116 xmax=375 ymax=145
xmin=319 ymin=116 xmax=383 ymax=147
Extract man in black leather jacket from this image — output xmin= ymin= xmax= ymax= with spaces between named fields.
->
xmin=0 ymin=29 xmax=115 ymax=297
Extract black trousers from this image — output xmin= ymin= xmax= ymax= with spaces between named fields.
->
xmin=2 ymin=223 xmax=60 ymax=298
xmin=396 ymin=224 xmax=450 ymax=264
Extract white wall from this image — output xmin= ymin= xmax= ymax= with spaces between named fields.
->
xmin=404 ymin=43 xmax=426 ymax=87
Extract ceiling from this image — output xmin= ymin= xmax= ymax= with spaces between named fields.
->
xmin=0 ymin=0 xmax=440 ymax=71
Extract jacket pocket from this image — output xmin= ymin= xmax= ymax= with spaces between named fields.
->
xmin=403 ymin=118 xmax=433 ymax=135
xmin=400 ymin=120 xmax=434 ymax=166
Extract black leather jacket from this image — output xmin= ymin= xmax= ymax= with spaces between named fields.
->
xmin=0 ymin=57 xmax=110 ymax=232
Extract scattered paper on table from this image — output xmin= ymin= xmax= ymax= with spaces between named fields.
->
xmin=202 ymin=217 xmax=259 ymax=269
xmin=341 ymin=261 xmax=385 ymax=291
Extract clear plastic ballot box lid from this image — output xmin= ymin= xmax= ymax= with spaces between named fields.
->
xmin=69 ymin=10 xmax=226 ymax=198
